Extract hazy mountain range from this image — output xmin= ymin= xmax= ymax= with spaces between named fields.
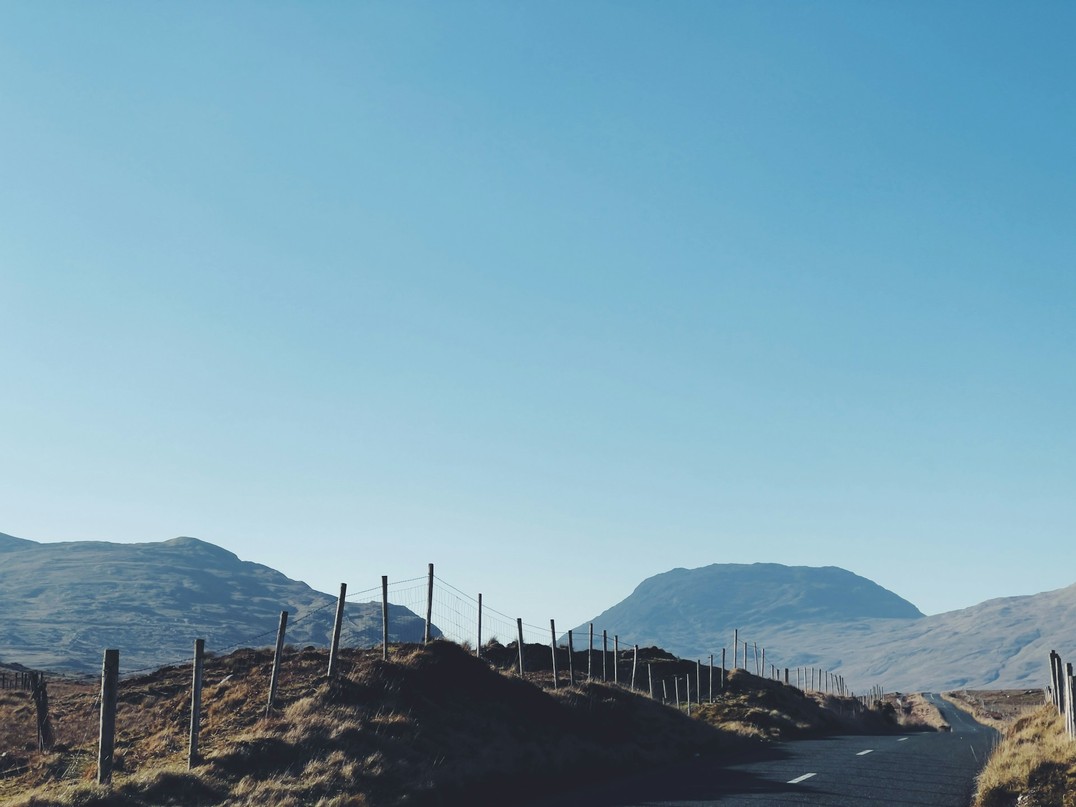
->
xmin=572 ymin=562 xmax=1071 ymax=691
xmin=2 ymin=530 xmax=1069 ymax=690
xmin=0 ymin=532 xmax=435 ymax=674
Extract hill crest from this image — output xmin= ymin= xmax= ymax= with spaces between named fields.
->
xmin=0 ymin=533 xmax=435 ymax=674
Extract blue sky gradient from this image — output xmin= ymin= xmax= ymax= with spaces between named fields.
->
xmin=2 ymin=2 xmax=1073 ymax=629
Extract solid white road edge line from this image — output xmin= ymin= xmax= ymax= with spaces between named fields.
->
xmin=856 ymin=749 xmax=874 ymax=756
xmin=787 ymin=773 xmax=817 ymax=784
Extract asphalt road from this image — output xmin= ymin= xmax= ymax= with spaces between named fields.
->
xmin=528 ymin=696 xmax=996 ymax=806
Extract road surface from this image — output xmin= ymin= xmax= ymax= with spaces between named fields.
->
xmin=528 ymin=695 xmax=996 ymax=806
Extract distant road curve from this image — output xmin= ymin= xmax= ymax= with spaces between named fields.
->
xmin=527 ymin=694 xmax=996 ymax=806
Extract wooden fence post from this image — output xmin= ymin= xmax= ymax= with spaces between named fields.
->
xmin=733 ymin=629 xmax=739 ymax=669
xmin=648 ymin=663 xmax=654 ymax=699
xmin=97 ymin=649 xmax=119 ymax=785
xmin=266 ymin=611 xmax=288 ymax=718
xmin=424 ymin=563 xmax=434 ymax=645
xmin=675 ymin=677 xmax=681 ymax=709
xmin=721 ymin=647 xmax=726 ymax=690
xmin=549 ymin=620 xmax=558 ymax=689
xmin=1065 ymin=669 xmax=1071 ymax=736
xmin=588 ymin=623 xmax=594 ymax=681
xmin=631 ymin=645 xmax=638 ymax=691
xmin=1056 ymin=651 xmax=1063 ymax=710
xmin=567 ymin=630 xmax=575 ymax=686
xmin=761 ymin=648 xmax=765 ymax=679
xmin=754 ymin=643 xmax=760 ymax=676
xmin=516 ymin=618 xmax=525 ymax=676
xmin=476 ymin=593 xmax=483 ymax=658
xmin=188 ymin=638 xmax=204 ymax=769
xmin=602 ymin=630 xmax=608 ymax=682
xmin=696 ymin=660 xmax=702 ymax=705
xmin=381 ymin=576 xmax=389 ymax=661
xmin=30 ymin=672 xmax=53 ymax=753
xmin=613 ymin=635 xmax=620 ymax=686
xmin=1068 ymin=670 xmax=1076 ymax=739
xmin=709 ymin=654 xmax=714 ymax=703
xmin=1056 ymin=651 xmax=1064 ymax=712
xmin=327 ymin=583 xmax=347 ymax=679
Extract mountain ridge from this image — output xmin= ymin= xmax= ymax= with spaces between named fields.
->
xmin=575 ymin=562 xmax=1074 ymax=691
xmin=0 ymin=532 xmax=436 ymax=674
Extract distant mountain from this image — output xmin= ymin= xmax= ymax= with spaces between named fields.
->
xmin=574 ymin=563 xmax=1072 ymax=692
xmin=0 ymin=533 xmax=437 ymax=674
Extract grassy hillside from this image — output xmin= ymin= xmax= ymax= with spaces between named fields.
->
xmin=974 ymin=705 xmax=1076 ymax=807
xmin=0 ymin=535 xmax=434 ymax=674
xmin=0 ymin=641 xmax=930 ymax=806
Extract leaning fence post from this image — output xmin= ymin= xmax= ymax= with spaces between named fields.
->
xmin=549 ymin=619 xmax=559 ymax=689
xmin=424 ymin=563 xmax=434 ymax=644
xmin=97 ymin=648 xmax=119 ymax=785
xmin=1055 ymin=651 xmax=1062 ymax=709
xmin=188 ymin=639 xmax=205 ymax=769
xmin=266 ymin=610 xmax=288 ymax=718
xmin=517 ymin=618 xmax=526 ymax=676
xmin=381 ymin=576 xmax=389 ymax=661
xmin=675 ymin=677 xmax=681 ymax=709
xmin=327 ymin=583 xmax=347 ymax=679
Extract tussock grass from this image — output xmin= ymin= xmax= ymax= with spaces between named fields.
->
xmin=944 ymin=689 xmax=1044 ymax=732
xmin=893 ymin=692 xmax=951 ymax=732
xmin=0 ymin=642 xmax=918 ymax=806
xmin=974 ymin=705 xmax=1076 ymax=807
xmin=694 ymin=669 xmax=928 ymax=740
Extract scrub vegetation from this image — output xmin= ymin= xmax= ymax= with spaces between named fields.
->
xmin=974 ymin=705 xmax=1076 ymax=807
xmin=0 ymin=642 xmax=934 ymax=807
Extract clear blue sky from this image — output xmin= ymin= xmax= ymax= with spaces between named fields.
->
xmin=2 ymin=2 xmax=1073 ymax=632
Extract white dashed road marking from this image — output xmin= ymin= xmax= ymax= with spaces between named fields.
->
xmin=856 ymin=749 xmax=874 ymax=756
xmin=787 ymin=773 xmax=817 ymax=784
xmin=898 ymin=737 xmax=909 ymax=742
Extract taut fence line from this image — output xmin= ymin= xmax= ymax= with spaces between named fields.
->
xmin=4 ymin=562 xmax=888 ymax=787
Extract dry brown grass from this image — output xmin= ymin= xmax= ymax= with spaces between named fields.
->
xmin=0 ymin=643 xmax=933 ymax=806
xmin=692 ymin=669 xmax=932 ymax=740
xmin=0 ymin=642 xmax=739 ymax=806
xmin=974 ymin=705 xmax=1076 ymax=807
xmin=881 ymin=692 xmax=951 ymax=732
xmin=944 ymin=689 xmax=1045 ymax=732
